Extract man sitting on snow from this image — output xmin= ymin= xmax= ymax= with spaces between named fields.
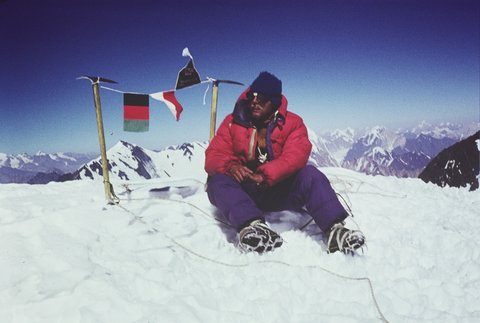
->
xmin=204 ymin=71 xmax=365 ymax=254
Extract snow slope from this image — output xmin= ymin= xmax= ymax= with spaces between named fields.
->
xmin=0 ymin=168 xmax=479 ymax=323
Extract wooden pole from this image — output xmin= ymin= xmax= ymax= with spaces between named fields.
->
xmin=209 ymin=80 xmax=219 ymax=141
xmin=208 ymin=79 xmax=243 ymax=141
xmin=91 ymin=81 xmax=116 ymax=204
xmin=79 ymin=76 xmax=118 ymax=204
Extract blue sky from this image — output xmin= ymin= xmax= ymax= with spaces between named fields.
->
xmin=1 ymin=0 xmax=478 ymax=154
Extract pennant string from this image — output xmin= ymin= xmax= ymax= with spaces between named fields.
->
xmin=100 ymin=86 xmax=151 ymax=95
xmin=101 ymin=79 xmax=214 ymax=113
xmin=101 ymin=79 xmax=213 ymax=96
xmin=100 ymin=86 xmax=127 ymax=94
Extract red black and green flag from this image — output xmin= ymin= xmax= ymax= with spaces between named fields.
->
xmin=123 ymin=93 xmax=149 ymax=132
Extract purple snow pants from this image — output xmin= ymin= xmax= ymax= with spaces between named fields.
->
xmin=206 ymin=165 xmax=347 ymax=232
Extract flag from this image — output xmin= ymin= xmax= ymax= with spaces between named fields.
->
xmin=123 ymin=93 xmax=149 ymax=132
xmin=151 ymin=91 xmax=183 ymax=121
xmin=175 ymin=47 xmax=201 ymax=90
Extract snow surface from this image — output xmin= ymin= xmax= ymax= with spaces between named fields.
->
xmin=1 ymin=168 xmax=479 ymax=323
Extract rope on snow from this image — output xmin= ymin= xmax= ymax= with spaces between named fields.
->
xmin=167 ymin=234 xmax=389 ymax=323
xmin=113 ymin=193 xmax=390 ymax=323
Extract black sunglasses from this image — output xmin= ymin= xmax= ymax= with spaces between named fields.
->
xmin=247 ymin=91 xmax=271 ymax=104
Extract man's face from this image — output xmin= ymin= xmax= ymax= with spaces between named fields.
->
xmin=248 ymin=92 xmax=275 ymax=122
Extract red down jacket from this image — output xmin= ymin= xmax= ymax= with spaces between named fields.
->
xmin=205 ymin=89 xmax=312 ymax=187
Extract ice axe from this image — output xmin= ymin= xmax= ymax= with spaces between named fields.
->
xmin=208 ymin=78 xmax=244 ymax=140
xmin=77 ymin=75 xmax=119 ymax=204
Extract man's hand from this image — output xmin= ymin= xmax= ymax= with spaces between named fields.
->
xmin=247 ymin=173 xmax=265 ymax=186
xmin=228 ymin=164 xmax=254 ymax=183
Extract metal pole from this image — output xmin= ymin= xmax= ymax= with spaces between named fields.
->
xmin=209 ymin=80 xmax=219 ymax=141
xmin=91 ymin=82 xmax=115 ymax=204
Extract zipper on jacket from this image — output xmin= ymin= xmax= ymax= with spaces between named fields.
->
xmin=248 ymin=127 xmax=257 ymax=160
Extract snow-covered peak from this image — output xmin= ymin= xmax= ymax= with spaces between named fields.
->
xmin=152 ymin=142 xmax=207 ymax=180
xmin=111 ymin=140 xmax=136 ymax=152
xmin=0 ymin=153 xmax=8 ymax=166
xmin=410 ymin=121 xmax=467 ymax=139
xmin=55 ymin=153 xmax=76 ymax=162
xmin=363 ymin=126 xmax=386 ymax=146
xmin=415 ymin=120 xmax=432 ymax=131
xmin=0 ymin=150 xmax=96 ymax=178
xmin=306 ymin=126 xmax=319 ymax=143
xmin=18 ymin=153 xmax=33 ymax=163
xmin=330 ymin=127 xmax=355 ymax=143
xmin=305 ymin=127 xmax=339 ymax=167
xmin=75 ymin=140 xmax=208 ymax=182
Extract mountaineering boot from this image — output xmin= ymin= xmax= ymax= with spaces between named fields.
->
xmin=239 ymin=220 xmax=283 ymax=253
xmin=327 ymin=222 xmax=365 ymax=254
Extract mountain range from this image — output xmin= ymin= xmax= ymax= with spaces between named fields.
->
xmin=58 ymin=141 xmax=209 ymax=183
xmin=319 ymin=122 xmax=478 ymax=178
xmin=0 ymin=152 xmax=96 ymax=184
xmin=1 ymin=122 xmax=478 ymax=190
